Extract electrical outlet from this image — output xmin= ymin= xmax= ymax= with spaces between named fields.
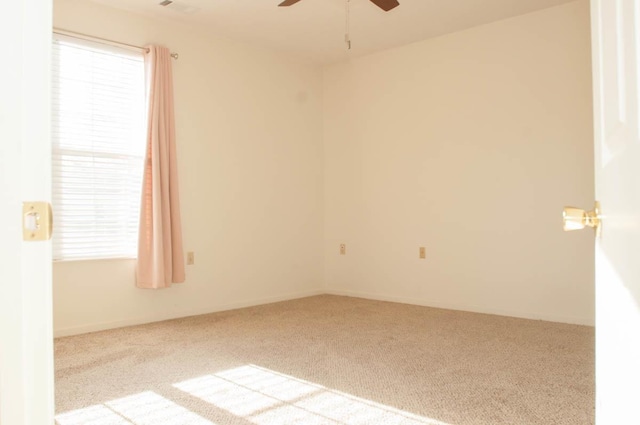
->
xmin=187 ymin=251 xmax=194 ymax=265
xmin=419 ymin=247 xmax=426 ymax=259
xmin=340 ymin=244 xmax=346 ymax=255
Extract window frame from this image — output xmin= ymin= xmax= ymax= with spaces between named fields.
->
xmin=51 ymin=34 xmax=147 ymax=262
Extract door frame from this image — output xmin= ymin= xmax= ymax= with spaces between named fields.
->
xmin=0 ymin=0 xmax=55 ymax=423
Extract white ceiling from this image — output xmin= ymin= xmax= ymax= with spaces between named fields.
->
xmin=88 ymin=0 xmax=577 ymax=64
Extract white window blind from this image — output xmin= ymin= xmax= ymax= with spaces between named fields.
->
xmin=52 ymin=34 xmax=146 ymax=261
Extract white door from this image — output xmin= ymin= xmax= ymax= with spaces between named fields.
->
xmin=590 ymin=0 xmax=640 ymax=423
xmin=0 ymin=0 xmax=55 ymax=423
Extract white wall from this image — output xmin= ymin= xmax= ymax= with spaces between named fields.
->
xmin=53 ymin=0 xmax=324 ymax=336
xmin=54 ymin=0 xmax=595 ymax=335
xmin=323 ymin=1 xmax=595 ymax=325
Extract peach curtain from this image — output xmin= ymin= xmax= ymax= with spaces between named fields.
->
xmin=136 ymin=45 xmax=185 ymax=289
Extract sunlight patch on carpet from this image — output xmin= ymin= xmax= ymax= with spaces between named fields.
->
xmin=55 ymin=391 xmax=216 ymax=425
xmin=174 ymin=364 xmax=451 ymax=425
xmin=55 ymin=404 xmax=132 ymax=425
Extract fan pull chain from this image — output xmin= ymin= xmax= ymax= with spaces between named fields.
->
xmin=345 ymin=0 xmax=351 ymax=50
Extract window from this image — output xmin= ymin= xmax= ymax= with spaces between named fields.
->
xmin=52 ymin=35 xmax=146 ymax=261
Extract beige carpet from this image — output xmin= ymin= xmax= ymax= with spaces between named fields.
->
xmin=54 ymin=295 xmax=594 ymax=425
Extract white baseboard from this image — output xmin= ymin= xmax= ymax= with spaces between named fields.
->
xmin=54 ymin=287 xmax=593 ymax=337
xmin=324 ymin=288 xmax=595 ymax=327
xmin=54 ymin=289 xmax=325 ymax=338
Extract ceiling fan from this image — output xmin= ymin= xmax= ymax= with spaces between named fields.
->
xmin=278 ymin=0 xmax=400 ymax=12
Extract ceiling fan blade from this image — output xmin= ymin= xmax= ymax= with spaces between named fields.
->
xmin=369 ymin=0 xmax=399 ymax=12
xmin=278 ymin=0 xmax=303 ymax=6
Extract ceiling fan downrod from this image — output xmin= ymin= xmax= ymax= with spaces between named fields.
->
xmin=345 ymin=0 xmax=351 ymax=50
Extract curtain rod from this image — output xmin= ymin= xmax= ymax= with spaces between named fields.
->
xmin=53 ymin=28 xmax=179 ymax=60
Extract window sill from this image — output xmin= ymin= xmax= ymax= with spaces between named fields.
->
xmin=53 ymin=256 xmax=137 ymax=263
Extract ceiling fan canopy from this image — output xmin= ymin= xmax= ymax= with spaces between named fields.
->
xmin=278 ymin=0 xmax=400 ymax=12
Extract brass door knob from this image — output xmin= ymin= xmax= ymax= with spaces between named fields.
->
xmin=563 ymin=201 xmax=601 ymax=234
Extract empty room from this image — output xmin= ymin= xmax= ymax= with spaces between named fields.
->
xmin=9 ymin=0 xmax=640 ymax=424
